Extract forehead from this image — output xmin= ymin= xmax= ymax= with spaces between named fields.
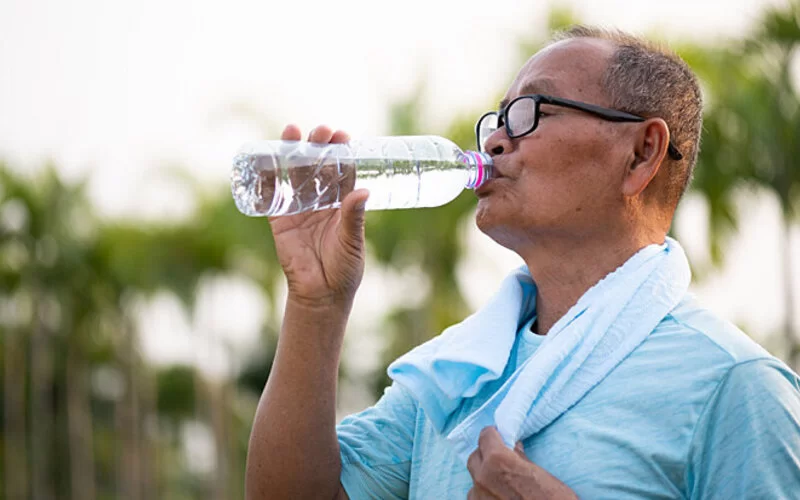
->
xmin=504 ymin=38 xmax=615 ymax=105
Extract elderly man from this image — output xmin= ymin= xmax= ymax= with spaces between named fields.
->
xmin=245 ymin=26 xmax=800 ymax=499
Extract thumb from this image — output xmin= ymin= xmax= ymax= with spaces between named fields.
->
xmin=339 ymin=189 xmax=370 ymax=242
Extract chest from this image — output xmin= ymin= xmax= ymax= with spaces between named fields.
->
xmin=407 ymin=382 xmax=697 ymax=499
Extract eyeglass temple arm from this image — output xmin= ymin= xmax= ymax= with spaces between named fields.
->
xmin=540 ymin=96 xmax=683 ymax=160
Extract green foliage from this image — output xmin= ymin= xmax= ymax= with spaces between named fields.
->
xmin=547 ymin=6 xmax=583 ymax=33
xmin=679 ymin=3 xmax=800 ymax=366
xmin=515 ymin=6 xmax=581 ymax=68
xmin=755 ymin=0 xmax=800 ymax=46
xmin=676 ymin=4 xmax=800 ymax=259
xmin=156 ymin=365 xmax=198 ymax=423
xmin=0 ymin=163 xmax=282 ymax=498
xmin=235 ymin=338 xmax=275 ymax=398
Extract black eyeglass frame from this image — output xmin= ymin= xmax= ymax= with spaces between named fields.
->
xmin=476 ymin=94 xmax=683 ymax=161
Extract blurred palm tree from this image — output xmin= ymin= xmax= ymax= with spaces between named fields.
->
xmin=1 ymin=164 xmax=114 ymax=500
xmin=745 ymin=2 xmax=800 ymax=369
xmin=681 ymin=2 xmax=800 ymax=368
xmin=98 ymin=181 xmax=285 ymax=498
xmin=0 ymin=163 xmax=285 ymax=498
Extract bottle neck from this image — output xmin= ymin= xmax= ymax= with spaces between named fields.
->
xmin=460 ymin=151 xmax=493 ymax=189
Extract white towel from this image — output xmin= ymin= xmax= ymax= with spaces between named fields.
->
xmin=387 ymin=237 xmax=691 ymax=462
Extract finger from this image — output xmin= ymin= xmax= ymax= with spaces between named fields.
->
xmin=330 ymin=129 xmax=351 ymax=144
xmin=339 ymin=189 xmax=370 ymax=241
xmin=466 ymin=488 xmax=484 ymax=500
xmin=466 ymin=448 xmax=482 ymax=477
xmin=469 ymin=483 xmax=499 ymax=500
xmin=308 ymin=124 xmax=334 ymax=144
xmin=280 ymin=124 xmax=302 ymax=141
xmin=477 ymin=426 xmax=506 ymax=454
xmin=515 ymin=441 xmax=528 ymax=459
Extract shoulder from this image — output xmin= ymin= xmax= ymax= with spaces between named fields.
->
xmin=619 ymin=294 xmax=793 ymax=409
xmin=339 ymin=383 xmax=419 ymax=430
xmin=686 ymin=354 xmax=800 ymax=498
xmin=638 ymin=294 xmax=775 ymax=374
xmin=632 ymin=296 xmax=800 ymax=496
xmin=648 ymin=295 xmax=800 ymax=443
xmin=659 ymin=294 xmax=772 ymax=362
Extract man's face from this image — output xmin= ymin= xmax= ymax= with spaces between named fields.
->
xmin=475 ymin=38 xmax=633 ymax=250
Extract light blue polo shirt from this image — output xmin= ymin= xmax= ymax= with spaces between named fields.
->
xmin=337 ymin=295 xmax=800 ymax=498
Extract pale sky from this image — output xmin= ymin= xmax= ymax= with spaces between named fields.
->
xmin=1 ymin=0 xmax=798 ymax=384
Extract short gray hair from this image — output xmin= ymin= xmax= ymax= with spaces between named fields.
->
xmin=551 ymin=25 xmax=704 ymax=210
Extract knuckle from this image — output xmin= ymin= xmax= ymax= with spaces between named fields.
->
xmin=473 ymin=469 xmax=494 ymax=490
xmin=483 ymin=450 xmax=500 ymax=466
xmin=482 ymin=450 xmax=510 ymax=470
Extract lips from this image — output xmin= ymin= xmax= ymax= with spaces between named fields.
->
xmin=476 ymin=159 xmax=514 ymax=197
xmin=475 ymin=176 xmax=501 ymax=197
xmin=488 ymin=159 xmax=508 ymax=180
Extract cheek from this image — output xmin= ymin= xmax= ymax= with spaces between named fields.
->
xmin=524 ymin=130 xmax=620 ymax=205
xmin=512 ymin=156 xmax=584 ymax=215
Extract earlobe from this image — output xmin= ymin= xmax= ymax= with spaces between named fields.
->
xmin=623 ymin=119 xmax=669 ymax=197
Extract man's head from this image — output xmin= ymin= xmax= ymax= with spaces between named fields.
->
xmin=474 ymin=26 xmax=703 ymax=252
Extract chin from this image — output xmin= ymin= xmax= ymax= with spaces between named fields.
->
xmin=475 ymin=204 xmax=513 ymax=248
xmin=475 ymin=196 xmax=515 ymax=227
xmin=475 ymin=201 xmax=545 ymax=253
xmin=474 ymin=200 xmax=495 ymax=233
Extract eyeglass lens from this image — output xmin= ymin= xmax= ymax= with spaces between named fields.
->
xmin=506 ymin=98 xmax=537 ymax=137
xmin=478 ymin=113 xmax=498 ymax=152
xmin=478 ymin=97 xmax=541 ymax=151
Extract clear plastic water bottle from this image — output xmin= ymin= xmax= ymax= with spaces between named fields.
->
xmin=231 ymin=136 xmax=492 ymax=216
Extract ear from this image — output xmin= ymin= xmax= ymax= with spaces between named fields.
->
xmin=623 ymin=118 xmax=670 ymax=198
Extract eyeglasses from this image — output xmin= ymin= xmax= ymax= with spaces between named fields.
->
xmin=476 ymin=94 xmax=683 ymax=161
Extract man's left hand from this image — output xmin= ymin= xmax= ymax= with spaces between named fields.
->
xmin=466 ymin=426 xmax=578 ymax=500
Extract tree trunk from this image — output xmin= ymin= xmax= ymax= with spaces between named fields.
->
xmin=30 ymin=317 xmax=55 ymax=500
xmin=781 ymin=214 xmax=799 ymax=371
xmin=4 ymin=328 xmax=29 ymax=500
xmin=115 ymin=322 xmax=142 ymax=500
xmin=66 ymin=343 xmax=96 ymax=500
xmin=210 ymin=382 xmax=231 ymax=500
xmin=139 ymin=367 xmax=159 ymax=500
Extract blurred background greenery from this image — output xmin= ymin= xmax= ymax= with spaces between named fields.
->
xmin=1 ymin=2 xmax=799 ymax=499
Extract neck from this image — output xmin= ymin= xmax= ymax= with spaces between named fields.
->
xmin=522 ymin=230 xmax=664 ymax=335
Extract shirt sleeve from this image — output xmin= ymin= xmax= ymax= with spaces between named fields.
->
xmin=337 ymin=382 xmax=418 ymax=500
xmin=687 ymin=358 xmax=800 ymax=499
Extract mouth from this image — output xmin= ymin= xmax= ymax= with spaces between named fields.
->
xmin=475 ymin=174 xmax=504 ymax=197
xmin=474 ymin=165 xmax=507 ymax=197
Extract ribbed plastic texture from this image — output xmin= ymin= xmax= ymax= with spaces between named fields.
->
xmin=231 ymin=136 xmax=492 ymax=217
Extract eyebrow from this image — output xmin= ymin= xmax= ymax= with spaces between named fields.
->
xmin=499 ymin=79 xmax=560 ymax=109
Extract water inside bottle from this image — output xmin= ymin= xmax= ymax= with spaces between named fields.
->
xmin=232 ymin=153 xmax=468 ymax=216
xmin=232 ymin=152 xmax=356 ymax=216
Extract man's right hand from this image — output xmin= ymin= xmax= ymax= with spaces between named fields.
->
xmin=268 ymin=124 xmax=370 ymax=309
xmin=246 ymin=124 xmax=367 ymax=500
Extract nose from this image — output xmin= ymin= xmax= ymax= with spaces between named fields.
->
xmin=483 ymin=128 xmax=512 ymax=156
